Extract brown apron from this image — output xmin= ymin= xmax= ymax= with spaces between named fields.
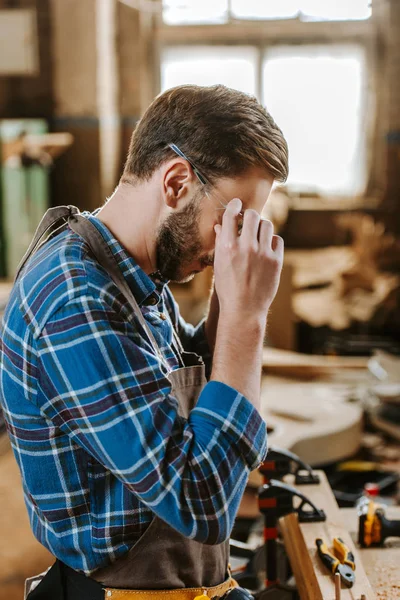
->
xmin=19 ymin=206 xmax=230 ymax=595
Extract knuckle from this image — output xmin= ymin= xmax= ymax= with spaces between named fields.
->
xmin=261 ymin=218 xmax=274 ymax=228
xmin=264 ymin=251 xmax=280 ymax=266
xmin=245 ymin=209 xmax=260 ymax=221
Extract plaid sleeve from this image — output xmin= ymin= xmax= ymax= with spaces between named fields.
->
xmin=36 ymin=294 xmax=267 ymax=544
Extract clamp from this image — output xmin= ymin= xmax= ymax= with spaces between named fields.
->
xmin=259 ymin=446 xmax=320 ymax=485
xmin=259 ymin=480 xmax=326 ymax=588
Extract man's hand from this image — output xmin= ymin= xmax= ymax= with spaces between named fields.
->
xmin=213 ymin=198 xmax=284 ymax=321
xmin=211 ymin=198 xmax=284 ymax=410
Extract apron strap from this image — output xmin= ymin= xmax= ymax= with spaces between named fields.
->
xmin=67 ymin=213 xmax=170 ymax=372
xmin=15 ymin=205 xmax=79 ymax=282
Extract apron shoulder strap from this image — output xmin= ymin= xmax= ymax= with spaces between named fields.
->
xmin=15 ymin=205 xmax=80 ymax=282
xmin=68 ymin=213 xmax=170 ymax=371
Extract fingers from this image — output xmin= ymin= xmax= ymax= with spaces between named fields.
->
xmin=271 ymin=234 xmax=284 ymax=260
xmin=240 ymin=209 xmax=261 ymax=247
xmin=218 ymin=201 xmax=284 ymax=263
xmin=259 ymin=218 xmax=274 ymax=249
xmin=214 ymin=224 xmax=222 ymax=236
xmin=221 ymin=198 xmax=242 ymax=243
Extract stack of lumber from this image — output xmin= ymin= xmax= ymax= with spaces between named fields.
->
xmin=287 ymin=214 xmax=400 ymax=331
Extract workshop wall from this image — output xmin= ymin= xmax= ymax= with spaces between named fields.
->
xmin=385 ymin=0 xmax=400 ymax=211
xmin=50 ymin=0 xmax=101 ymax=211
xmin=0 ymin=0 xmax=53 ymax=118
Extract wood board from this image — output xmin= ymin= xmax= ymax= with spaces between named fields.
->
xmin=280 ymin=471 xmax=376 ymax=600
xmin=259 ymin=379 xmax=363 ymax=467
xmin=262 ymin=347 xmax=368 ymax=379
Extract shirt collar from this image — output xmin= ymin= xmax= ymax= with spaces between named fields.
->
xmin=84 ymin=210 xmax=167 ymax=307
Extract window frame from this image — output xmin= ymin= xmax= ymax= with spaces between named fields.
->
xmin=155 ymin=11 xmax=383 ymax=206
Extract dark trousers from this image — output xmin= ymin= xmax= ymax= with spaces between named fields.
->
xmin=27 ymin=560 xmax=104 ymax=600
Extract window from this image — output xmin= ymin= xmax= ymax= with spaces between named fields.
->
xmin=161 ymin=44 xmax=367 ymax=196
xmin=162 ymin=0 xmax=228 ymax=25
xmin=160 ymin=0 xmax=372 ymax=198
xmin=162 ymin=0 xmax=371 ymax=25
xmin=161 ymin=46 xmax=258 ymax=96
xmin=231 ymin=0 xmax=371 ymax=21
xmin=262 ymin=45 xmax=367 ymax=196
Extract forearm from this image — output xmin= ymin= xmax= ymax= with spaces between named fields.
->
xmin=211 ymin=311 xmax=265 ymax=411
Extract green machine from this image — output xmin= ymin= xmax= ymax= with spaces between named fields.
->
xmin=0 ymin=119 xmax=50 ymax=279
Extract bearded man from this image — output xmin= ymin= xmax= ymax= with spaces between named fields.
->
xmin=0 ymin=84 xmax=288 ymax=600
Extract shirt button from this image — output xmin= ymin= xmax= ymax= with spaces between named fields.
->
xmin=148 ymin=296 xmax=157 ymax=306
xmin=159 ymin=313 xmax=167 ymax=320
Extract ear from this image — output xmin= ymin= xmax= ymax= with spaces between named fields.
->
xmin=162 ymin=159 xmax=196 ymax=209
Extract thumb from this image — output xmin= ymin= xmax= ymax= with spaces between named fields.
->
xmin=214 ymin=224 xmax=222 ymax=236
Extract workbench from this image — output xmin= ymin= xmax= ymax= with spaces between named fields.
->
xmin=341 ymin=507 xmax=400 ymax=599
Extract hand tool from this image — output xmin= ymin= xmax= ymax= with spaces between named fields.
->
xmin=315 ymin=537 xmax=356 ymax=588
xmin=259 ymin=480 xmax=326 ymax=588
xmin=358 ymin=497 xmax=400 ymax=547
xmin=259 ymin=446 xmax=319 ymax=485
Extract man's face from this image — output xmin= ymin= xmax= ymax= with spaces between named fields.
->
xmin=156 ymin=166 xmax=274 ymax=282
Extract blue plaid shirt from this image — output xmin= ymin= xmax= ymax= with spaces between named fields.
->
xmin=0 ymin=212 xmax=267 ymax=574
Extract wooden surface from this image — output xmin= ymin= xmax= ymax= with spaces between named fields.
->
xmin=341 ymin=507 xmax=400 ymax=600
xmin=280 ymin=471 xmax=376 ymax=600
xmin=259 ymin=378 xmax=364 ymax=466
xmin=262 ymin=347 xmax=369 ymax=379
xmin=0 ymin=450 xmax=53 ymax=600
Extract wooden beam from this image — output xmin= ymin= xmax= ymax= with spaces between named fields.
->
xmin=157 ymin=19 xmax=375 ymax=46
xmin=280 ymin=471 xmax=376 ymax=600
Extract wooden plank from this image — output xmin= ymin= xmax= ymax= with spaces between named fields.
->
xmin=280 ymin=471 xmax=376 ymax=600
xmin=262 ymin=347 xmax=368 ymax=379
xmin=259 ymin=379 xmax=363 ymax=467
xmin=280 ymin=512 xmax=324 ymax=600
xmin=157 ymin=19 xmax=374 ymax=45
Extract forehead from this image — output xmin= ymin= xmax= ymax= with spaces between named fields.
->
xmin=217 ymin=167 xmax=274 ymax=213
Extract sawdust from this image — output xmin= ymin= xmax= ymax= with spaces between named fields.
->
xmin=369 ymin=558 xmax=400 ymax=599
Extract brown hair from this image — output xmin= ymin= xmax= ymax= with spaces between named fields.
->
xmin=121 ymin=84 xmax=288 ymax=186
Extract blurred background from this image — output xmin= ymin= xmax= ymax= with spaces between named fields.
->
xmin=1 ymin=1 xmax=400 ymax=598
xmin=0 ymin=0 xmax=399 ymax=347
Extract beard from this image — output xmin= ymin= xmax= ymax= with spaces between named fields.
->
xmin=155 ymin=193 xmax=212 ymax=283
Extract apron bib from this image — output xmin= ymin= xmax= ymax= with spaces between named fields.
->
xmin=19 ymin=206 xmax=229 ymax=595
